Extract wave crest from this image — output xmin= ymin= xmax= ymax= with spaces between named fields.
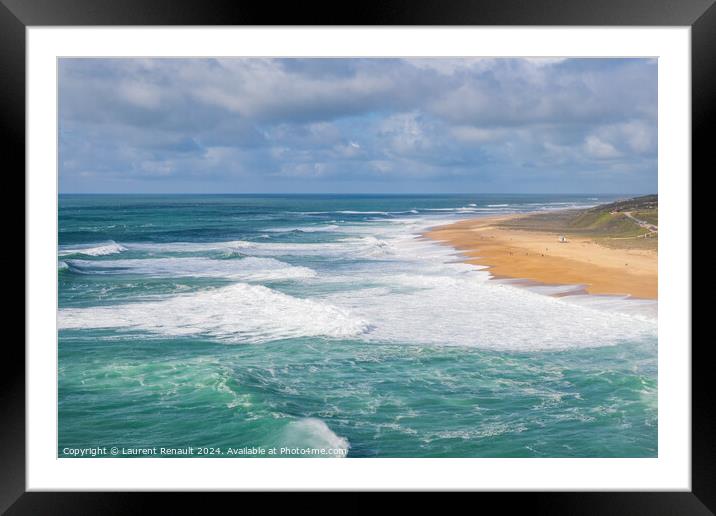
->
xmin=59 ymin=241 xmax=127 ymax=257
xmin=59 ymin=283 xmax=369 ymax=343
xmin=62 ymin=256 xmax=317 ymax=282
xmin=278 ymin=418 xmax=350 ymax=457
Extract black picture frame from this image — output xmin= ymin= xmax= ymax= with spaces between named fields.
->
xmin=2 ymin=0 xmax=708 ymax=511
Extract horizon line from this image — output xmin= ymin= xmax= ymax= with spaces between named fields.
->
xmin=58 ymin=192 xmax=656 ymax=196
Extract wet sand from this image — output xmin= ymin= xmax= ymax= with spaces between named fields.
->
xmin=424 ymin=215 xmax=657 ymax=299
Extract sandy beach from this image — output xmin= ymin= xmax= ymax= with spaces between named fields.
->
xmin=425 ymin=214 xmax=657 ymax=299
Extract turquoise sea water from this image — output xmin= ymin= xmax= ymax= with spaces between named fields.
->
xmin=58 ymin=194 xmax=657 ymax=457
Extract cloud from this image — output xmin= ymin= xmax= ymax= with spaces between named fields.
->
xmin=584 ymin=136 xmax=622 ymax=159
xmin=451 ymin=126 xmax=502 ymax=143
xmin=59 ymin=57 xmax=657 ymax=193
xmin=118 ymin=80 xmax=163 ymax=109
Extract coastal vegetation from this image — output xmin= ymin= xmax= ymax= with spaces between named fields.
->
xmin=497 ymin=195 xmax=658 ymax=250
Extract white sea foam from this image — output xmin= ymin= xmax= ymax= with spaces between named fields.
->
xmin=337 ymin=210 xmax=390 ymax=215
xmin=558 ymin=294 xmax=658 ymax=319
xmin=64 ymin=256 xmax=316 ymax=281
xmin=278 ymin=418 xmax=349 ymax=457
xmin=338 ymin=236 xmax=393 ymax=258
xmin=61 ymin=209 xmax=657 ymax=351
xmin=127 ymin=236 xmax=402 ymax=260
xmin=323 ymin=274 xmax=656 ymax=350
xmin=421 ymin=206 xmax=514 ymax=214
xmin=59 ymin=241 xmax=128 ymax=257
xmin=266 ymin=224 xmax=341 ymax=233
xmin=59 ymin=282 xmax=369 ymax=343
xmin=302 ymin=210 xmax=391 ymax=215
xmin=309 ymin=220 xmax=657 ymax=350
xmin=126 ymin=240 xmax=331 ymax=255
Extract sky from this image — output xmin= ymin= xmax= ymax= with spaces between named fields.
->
xmin=59 ymin=58 xmax=657 ymax=194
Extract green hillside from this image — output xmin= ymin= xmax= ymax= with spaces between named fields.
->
xmin=498 ymin=195 xmax=658 ymax=250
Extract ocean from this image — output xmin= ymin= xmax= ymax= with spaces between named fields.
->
xmin=58 ymin=194 xmax=657 ymax=458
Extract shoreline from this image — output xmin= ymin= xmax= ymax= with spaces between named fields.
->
xmin=424 ymin=213 xmax=657 ymax=300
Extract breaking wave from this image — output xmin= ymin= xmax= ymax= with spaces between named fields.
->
xmin=62 ymin=256 xmax=317 ymax=281
xmin=59 ymin=282 xmax=369 ymax=343
xmin=59 ymin=241 xmax=128 ymax=257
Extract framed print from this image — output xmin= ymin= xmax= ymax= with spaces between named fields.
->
xmin=3 ymin=0 xmax=710 ymax=511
